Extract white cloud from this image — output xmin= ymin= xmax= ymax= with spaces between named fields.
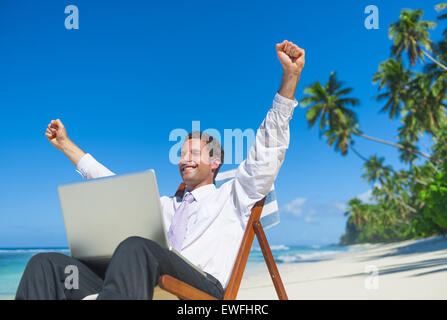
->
xmin=332 ymin=202 xmax=347 ymax=211
xmin=280 ymin=198 xmax=347 ymax=224
xmin=354 ymin=183 xmax=380 ymax=204
xmin=281 ymin=197 xmax=307 ymax=216
xmin=356 ymin=189 xmax=375 ymax=204
xmin=304 ymin=216 xmax=315 ymax=223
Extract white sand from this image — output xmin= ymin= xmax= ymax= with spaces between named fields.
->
xmin=237 ymin=236 xmax=447 ymax=300
xmin=4 ymin=236 xmax=446 ymax=300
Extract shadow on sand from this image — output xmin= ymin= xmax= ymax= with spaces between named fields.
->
xmin=335 ymin=236 xmax=447 ymax=279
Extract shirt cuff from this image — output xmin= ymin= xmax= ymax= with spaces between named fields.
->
xmin=272 ymin=93 xmax=299 ymax=115
xmin=75 ymin=153 xmax=95 ymax=178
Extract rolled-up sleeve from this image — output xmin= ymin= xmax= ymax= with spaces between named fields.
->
xmin=75 ymin=153 xmax=116 ymax=180
xmin=232 ymin=93 xmax=298 ymax=227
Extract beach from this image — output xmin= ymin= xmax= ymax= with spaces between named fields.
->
xmin=1 ymin=236 xmax=446 ymax=300
xmin=238 ymin=236 xmax=447 ymax=299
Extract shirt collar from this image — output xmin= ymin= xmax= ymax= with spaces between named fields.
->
xmin=185 ymin=183 xmax=216 ymax=202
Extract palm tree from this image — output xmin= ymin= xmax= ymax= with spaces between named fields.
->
xmin=362 ymin=155 xmax=417 ymax=214
xmin=373 ymin=58 xmax=412 ymax=119
xmin=301 ymin=72 xmax=437 ymax=162
xmin=432 ymin=121 xmax=447 ymax=159
xmin=436 ymin=3 xmax=447 ymax=19
xmin=353 ymin=130 xmax=434 ymax=161
xmin=373 ymin=59 xmax=447 ymax=159
xmin=389 ymin=9 xmax=447 ymax=71
xmin=373 ymin=59 xmax=447 ymax=161
xmin=436 ymin=3 xmax=447 ymax=39
xmin=362 ymin=155 xmax=392 ymax=184
xmin=407 ymin=73 xmax=447 ymax=135
xmin=301 ymin=72 xmax=359 ymax=131
xmin=425 ymin=41 xmax=447 ymax=73
xmin=322 ymin=115 xmax=357 ymax=155
xmin=397 ymin=139 xmax=421 ymax=164
xmin=344 ymin=198 xmax=369 ymax=226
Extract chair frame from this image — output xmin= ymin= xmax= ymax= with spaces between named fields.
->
xmin=158 ymin=183 xmax=288 ymax=300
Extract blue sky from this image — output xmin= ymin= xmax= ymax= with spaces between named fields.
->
xmin=0 ymin=0 xmax=444 ymax=247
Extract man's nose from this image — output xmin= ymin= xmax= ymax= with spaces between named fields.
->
xmin=180 ymin=152 xmax=191 ymax=162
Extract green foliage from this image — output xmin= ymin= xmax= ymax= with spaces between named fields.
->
xmin=340 ymin=161 xmax=447 ymax=245
xmin=417 ymin=164 xmax=447 ymax=235
xmin=389 ymin=9 xmax=436 ymax=65
xmin=304 ymin=6 xmax=447 ymax=245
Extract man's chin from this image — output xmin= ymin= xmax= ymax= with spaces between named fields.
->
xmin=181 ymin=173 xmax=196 ymax=185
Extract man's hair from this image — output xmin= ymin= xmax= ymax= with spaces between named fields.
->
xmin=186 ymin=131 xmax=224 ymax=180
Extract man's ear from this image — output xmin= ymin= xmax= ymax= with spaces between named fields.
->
xmin=211 ymin=158 xmax=221 ymax=171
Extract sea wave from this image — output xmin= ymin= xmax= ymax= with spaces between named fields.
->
xmin=270 ymin=245 xmax=290 ymax=251
xmin=251 ymin=244 xmax=290 ymax=252
xmin=276 ymin=250 xmax=341 ymax=263
xmin=0 ymin=248 xmax=69 ymax=254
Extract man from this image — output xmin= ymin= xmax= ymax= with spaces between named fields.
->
xmin=16 ymin=40 xmax=305 ymax=300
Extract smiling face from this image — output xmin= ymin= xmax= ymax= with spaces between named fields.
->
xmin=178 ymin=138 xmax=221 ymax=191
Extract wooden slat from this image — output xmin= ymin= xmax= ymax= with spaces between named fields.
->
xmin=253 ymin=221 xmax=288 ymax=300
xmin=158 ymin=275 xmax=217 ymax=300
xmin=153 ymin=285 xmax=179 ymax=300
xmin=175 ymin=182 xmax=186 ymax=198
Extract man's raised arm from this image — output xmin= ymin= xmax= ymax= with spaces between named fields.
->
xmin=232 ymin=40 xmax=305 ymax=226
xmin=276 ymin=40 xmax=306 ymax=99
xmin=45 ymin=119 xmax=115 ymax=179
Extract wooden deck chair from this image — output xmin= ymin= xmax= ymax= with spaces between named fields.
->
xmin=158 ymin=169 xmax=288 ymax=300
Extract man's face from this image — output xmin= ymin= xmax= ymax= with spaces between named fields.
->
xmin=178 ymin=138 xmax=215 ymax=189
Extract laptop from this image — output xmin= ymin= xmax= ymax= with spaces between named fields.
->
xmin=57 ymin=169 xmax=205 ymax=276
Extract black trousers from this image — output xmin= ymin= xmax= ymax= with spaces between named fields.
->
xmin=15 ymin=236 xmax=224 ymax=300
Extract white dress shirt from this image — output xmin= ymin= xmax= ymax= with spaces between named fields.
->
xmin=75 ymin=93 xmax=298 ymax=288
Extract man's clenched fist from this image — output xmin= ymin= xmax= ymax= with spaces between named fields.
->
xmin=276 ymin=40 xmax=305 ymax=76
xmin=44 ymin=119 xmax=86 ymax=165
xmin=275 ymin=40 xmax=305 ymax=99
xmin=45 ymin=119 xmax=69 ymax=151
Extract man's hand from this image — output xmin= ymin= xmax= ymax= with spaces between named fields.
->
xmin=276 ymin=40 xmax=305 ymax=75
xmin=45 ymin=119 xmax=85 ymax=166
xmin=276 ymin=40 xmax=306 ymax=100
xmin=45 ymin=119 xmax=69 ymax=150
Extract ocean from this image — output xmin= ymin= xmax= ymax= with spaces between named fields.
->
xmin=0 ymin=244 xmax=348 ymax=300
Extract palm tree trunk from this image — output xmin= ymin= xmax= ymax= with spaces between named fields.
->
xmin=427 ymin=160 xmax=441 ymax=173
xmin=378 ymin=178 xmax=418 ymax=214
xmin=421 ymin=48 xmax=447 ymax=72
xmin=349 ymin=145 xmax=369 ymax=162
xmin=352 ymin=129 xmax=440 ymax=163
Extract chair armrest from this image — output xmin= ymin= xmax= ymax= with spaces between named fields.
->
xmin=158 ymin=275 xmax=218 ymax=300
